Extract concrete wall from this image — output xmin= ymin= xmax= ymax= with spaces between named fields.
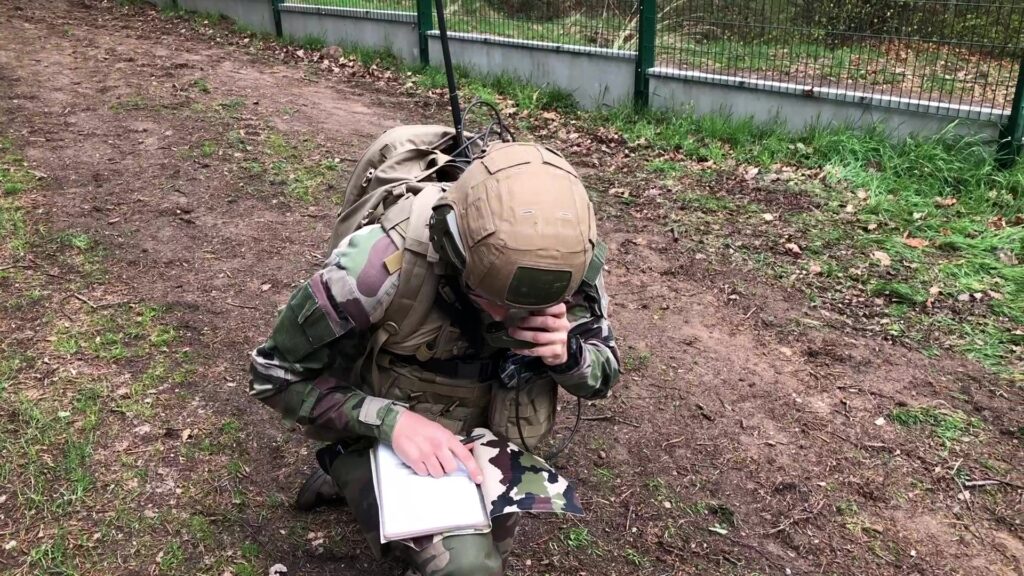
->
xmin=177 ymin=0 xmax=276 ymax=34
xmin=149 ymin=1 xmax=1009 ymax=139
xmin=279 ymin=5 xmax=419 ymax=63
xmin=649 ymin=68 xmax=1006 ymax=141
xmin=426 ymin=32 xmax=634 ymax=109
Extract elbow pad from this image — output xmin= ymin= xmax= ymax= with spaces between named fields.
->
xmin=269 ymin=274 xmax=351 ymax=363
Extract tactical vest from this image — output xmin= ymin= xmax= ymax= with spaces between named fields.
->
xmin=328 ymin=126 xmax=558 ymax=448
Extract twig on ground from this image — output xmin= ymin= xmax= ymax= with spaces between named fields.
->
xmin=615 ymin=416 xmax=641 ymax=428
xmin=662 ymin=436 xmax=686 ymax=449
xmin=952 ymin=459 xmax=972 ymax=510
xmin=965 ymin=478 xmax=1024 ymax=490
xmin=581 ymin=414 xmax=613 ymax=422
xmin=227 ymin=301 xmax=259 ymax=310
xmin=761 ymin=498 xmax=827 ymax=535
xmin=73 ymin=293 xmax=97 ymax=309
xmin=0 ymin=263 xmax=29 ymax=272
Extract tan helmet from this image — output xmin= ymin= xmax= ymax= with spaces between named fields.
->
xmin=429 ymin=142 xmax=597 ymax=309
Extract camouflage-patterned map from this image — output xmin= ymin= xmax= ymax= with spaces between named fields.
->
xmin=470 ymin=427 xmax=584 ymax=518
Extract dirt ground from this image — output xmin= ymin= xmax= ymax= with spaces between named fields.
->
xmin=1 ymin=1 xmax=1022 ymax=575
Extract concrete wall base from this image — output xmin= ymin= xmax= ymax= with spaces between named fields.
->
xmin=649 ymin=72 xmax=1004 ymax=141
xmin=426 ymin=32 xmax=634 ymax=110
xmin=176 ymin=0 xmax=276 ymax=35
xmin=279 ymin=5 xmax=419 ymax=63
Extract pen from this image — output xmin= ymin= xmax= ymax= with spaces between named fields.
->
xmin=461 ymin=433 xmax=484 ymax=445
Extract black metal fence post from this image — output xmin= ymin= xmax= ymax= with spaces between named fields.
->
xmin=271 ymin=0 xmax=283 ymax=38
xmin=633 ymin=0 xmax=656 ymax=109
xmin=997 ymin=58 xmax=1024 ymax=169
xmin=416 ymin=0 xmax=433 ymax=66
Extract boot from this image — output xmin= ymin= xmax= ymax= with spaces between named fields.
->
xmin=294 ymin=468 xmax=345 ymax=511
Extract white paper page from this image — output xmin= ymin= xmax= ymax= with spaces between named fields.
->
xmin=374 ymin=443 xmax=489 ymax=542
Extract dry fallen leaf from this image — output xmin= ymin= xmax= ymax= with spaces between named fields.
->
xmin=784 ymin=243 xmax=802 ymax=256
xmin=934 ymin=197 xmax=958 ymax=207
xmin=988 ymin=215 xmax=1006 ymax=230
xmin=180 ymin=428 xmax=193 ymax=443
xmin=259 ymin=283 xmax=272 ymax=292
xmin=743 ymin=166 xmax=759 ymax=181
xmin=902 ymin=237 xmax=929 ymax=249
xmin=808 ymin=264 xmax=822 ymax=275
xmin=762 ymin=213 xmax=775 ymax=222
xmin=997 ymin=249 xmax=1018 ymax=266
xmin=871 ymin=251 xmax=892 ymax=266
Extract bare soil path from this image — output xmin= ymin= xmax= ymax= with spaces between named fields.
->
xmin=1 ymin=2 xmax=1021 ymax=575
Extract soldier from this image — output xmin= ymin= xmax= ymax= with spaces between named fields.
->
xmin=249 ymin=137 xmax=620 ymax=576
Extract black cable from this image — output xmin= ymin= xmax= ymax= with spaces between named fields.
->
xmin=515 ymin=383 xmax=583 ymax=462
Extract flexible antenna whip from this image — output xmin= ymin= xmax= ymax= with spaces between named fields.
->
xmin=433 ymin=0 xmax=465 ymax=153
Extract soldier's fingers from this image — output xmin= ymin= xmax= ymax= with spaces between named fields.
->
xmin=516 ymin=315 xmax=565 ymax=332
xmin=424 ymin=455 xmax=445 ymax=478
xmin=409 ymin=459 xmax=429 ymax=477
xmin=448 ymin=439 xmax=483 ymax=484
xmin=537 ymin=303 xmax=567 ymax=318
xmin=437 ymin=448 xmax=459 ymax=476
xmin=510 ymin=327 xmax=564 ymax=345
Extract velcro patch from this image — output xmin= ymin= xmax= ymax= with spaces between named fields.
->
xmin=358 ymin=397 xmax=394 ymax=426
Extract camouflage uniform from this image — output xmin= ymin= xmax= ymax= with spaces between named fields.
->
xmin=249 ymin=146 xmax=620 ymax=575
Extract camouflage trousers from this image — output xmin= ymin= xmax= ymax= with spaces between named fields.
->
xmin=319 ymin=443 xmax=519 ymax=576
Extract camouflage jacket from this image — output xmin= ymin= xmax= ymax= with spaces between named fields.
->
xmin=248 ymin=224 xmax=620 ymax=443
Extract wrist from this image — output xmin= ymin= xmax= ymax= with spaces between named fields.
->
xmin=378 ymin=403 xmax=408 ymax=444
xmin=549 ymin=335 xmax=583 ymax=374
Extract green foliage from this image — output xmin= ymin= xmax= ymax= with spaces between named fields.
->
xmin=623 ymin=548 xmax=649 ymax=567
xmin=622 ymin=349 xmax=652 ymax=371
xmin=890 ymin=406 xmax=982 ymax=449
xmin=191 ymin=78 xmax=211 ymax=94
xmin=110 ymin=96 xmax=150 ymax=113
xmin=606 ymin=103 xmax=1023 ymax=372
xmin=560 ymin=526 xmax=602 ymax=555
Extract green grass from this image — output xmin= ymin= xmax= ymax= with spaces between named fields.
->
xmin=560 ymin=526 xmax=602 ymax=555
xmin=110 ymin=96 xmax=150 ymax=113
xmin=1 ymin=137 xmax=36 ymax=255
xmin=622 ymin=349 xmax=652 ymax=371
xmin=597 ymin=105 xmax=1024 ymax=374
xmin=191 ymin=78 xmax=211 ymax=94
xmin=890 ymin=406 xmax=982 ymax=449
xmin=258 ymin=131 xmax=343 ymax=202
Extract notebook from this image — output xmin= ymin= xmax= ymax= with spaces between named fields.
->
xmin=370 ymin=427 xmax=583 ymax=543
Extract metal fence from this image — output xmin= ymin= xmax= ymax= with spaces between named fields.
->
xmin=285 ymin=0 xmax=415 ymax=10
xmin=655 ymin=0 xmax=1024 ymax=119
xmin=240 ymin=0 xmax=1024 ymax=158
xmin=280 ymin=0 xmax=1024 ymax=115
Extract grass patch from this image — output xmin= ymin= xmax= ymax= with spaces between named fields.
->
xmin=622 ymin=349 xmax=652 ymax=371
xmin=255 ymin=131 xmax=342 ymax=203
xmin=599 ymin=105 xmax=1024 ymax=375
xmin=110 ymin=96 xmax=151 ymax=113
xmin=890 ymin=406 xmax=982 ymax=450
xmin=191 ymin=78 xmax=211 ymax=94
xmin=560 ymin=526 xmax=602 ymax=555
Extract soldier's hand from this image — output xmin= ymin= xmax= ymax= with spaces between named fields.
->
xmin=390 ymin=410 xmax=483 ymax=484
xmin=509 ymin=303 xmax=571 ymax=366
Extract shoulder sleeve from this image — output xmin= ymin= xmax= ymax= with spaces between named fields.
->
xmin=320 ymin=224 xmax=403 ymax=330
xmin=248 ymin=224 xmax=407 ymax=442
